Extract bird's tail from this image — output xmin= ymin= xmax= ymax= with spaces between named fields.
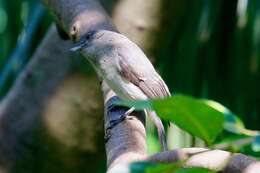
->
xmin=146 ymin=110 xmax=168 ymax=151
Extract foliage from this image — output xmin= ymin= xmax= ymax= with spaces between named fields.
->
xmin=117 ymin=95 xmax=224 ymax=145
xmin=129 ymin=162 xmax=215 ymax=173
xmin=116 ymin=94 xmax=260 ymax=157
xmin=155 ymin=0 xmax=260 ymax=131
xmin=153 ymin=95 xmax=224 ymax=145
xmin=0 ymin=0 xmax=51 ymax=97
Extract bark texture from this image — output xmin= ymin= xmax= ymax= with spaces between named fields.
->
xmin=108 ymin=148 xmax=260 ymax=173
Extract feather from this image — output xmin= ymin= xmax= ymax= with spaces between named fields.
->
xmin=118 ymin=52 xmax=170 ymax=99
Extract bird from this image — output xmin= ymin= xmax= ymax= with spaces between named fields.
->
xmin=70 ymin=30 xmax=171 ymax=151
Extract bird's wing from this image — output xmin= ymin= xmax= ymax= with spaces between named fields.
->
xmin=117 ymin=52 xmax=170 ymax=99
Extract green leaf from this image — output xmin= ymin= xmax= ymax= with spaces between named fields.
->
xmin=203 ymin=100 xmax=245 ymax=134
xmin=130 ymin=162 xmax=216 ymax=173
xmin=114 ymin=95 xmax=259 ymax=145
xmin=204 ymin=100 xmax=259 ymax=136
xmin=152 ymin=95 xmax=224 ymax=145
xmin=146 ymin=164 xmax=180 ymax=173
xmin=129 ymin=162 xmax=182 ymax=173
xmin=175 ymin=167 xmax=216 ymax=173
xmin=114 ymin=99 xmax=152 ymax=110
xmin=252 ymin=135 xmax=260 ymax=152
xmin=130 ymin=162 xmax=155 ymax=173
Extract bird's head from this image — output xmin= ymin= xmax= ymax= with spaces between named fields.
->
xmin=70 ymin=30 xmax=119 ymax=65
xmin=70 ymin=30 xmax=98 ymax=52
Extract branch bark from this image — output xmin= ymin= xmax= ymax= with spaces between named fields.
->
xmin=147 ymin=148 xmax=260 ymax=173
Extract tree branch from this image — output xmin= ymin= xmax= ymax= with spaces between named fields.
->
xmin=147 ymin=148 xmax=260 ymax=173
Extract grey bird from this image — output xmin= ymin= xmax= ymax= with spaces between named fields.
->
xmin=71 ymin=30 xmax=171 ymax=151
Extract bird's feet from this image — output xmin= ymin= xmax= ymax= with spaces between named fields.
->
xmin=107 ymin=107 xmax=135 ymax=130
xmin=105 ymin=106 xmax=136 ymax=143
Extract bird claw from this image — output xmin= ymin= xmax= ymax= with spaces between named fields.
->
xmin=104 ymin=107 xmax=135 ymax=143
xmin=109 ymin=114 xmax=126 ymax=129
xmin=107 ymin=107 xmax=135 ymax=129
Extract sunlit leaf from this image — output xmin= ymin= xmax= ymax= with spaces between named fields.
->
xmin=152 ymin=95 xmax=224 ymax=145
xmin=204 ymin=100 xmax=259 ymax=136
xmin=204 ymin=100 xmax=244 ymax=134
xmin=114 ymin=95 xmax=259 ymax=146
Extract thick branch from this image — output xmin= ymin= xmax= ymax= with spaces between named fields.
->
xmin=108 ymin=147 xmax=260 ymax=173
xmin=147 ymin=148 xmax=260 ymax=173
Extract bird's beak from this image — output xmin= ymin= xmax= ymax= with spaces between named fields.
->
xmin=70 ymin=40 xmax=89 ymax=52
xmin=70 ymin=44 xmax=83 ymax=52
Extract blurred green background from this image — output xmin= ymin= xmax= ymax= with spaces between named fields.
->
xmin=0 ymin=0 xmax=259 ymax=172
xmin=154 ymin=0 xmax=260 ymax=130
xmin=0 ymin=0 xmax=51 ymax=96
